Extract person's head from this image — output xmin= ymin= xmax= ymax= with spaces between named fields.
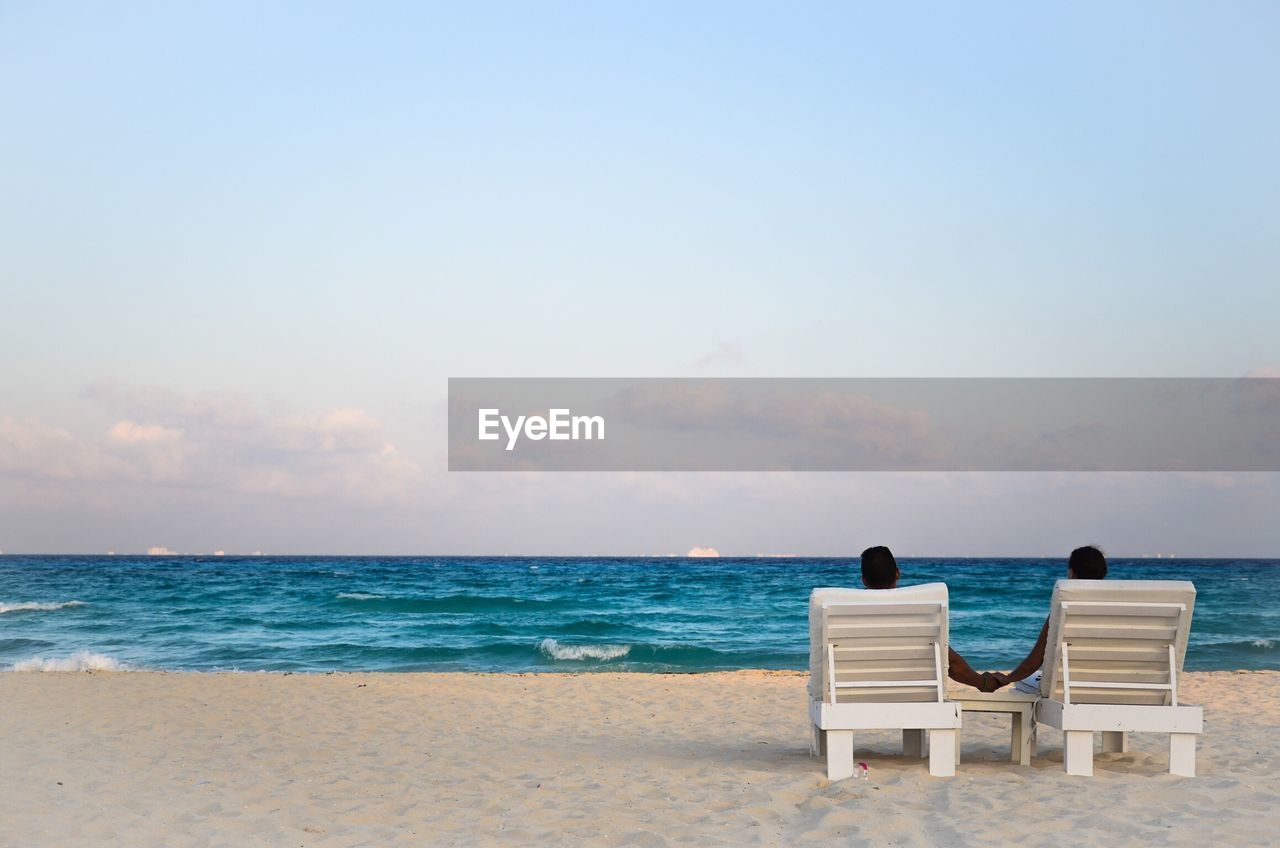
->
xmin=860 ymin=545 xmax=900 ymax=589
xmin=1067 ymin=545 xmax=1107 ymax=579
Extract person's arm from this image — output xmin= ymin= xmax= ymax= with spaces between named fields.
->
xmin=993 ymin=617 xmax=1050 ymax=686
xmin=948 ymin=647 xmax=998 ymax=691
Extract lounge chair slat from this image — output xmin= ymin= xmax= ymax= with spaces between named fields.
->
xmin=1060 ymin=601 xmax=1186 ymax=616
xmin=833 ymin=668 xmax=937 ymax=683
xmin=1056 ymin=668 xmax=1170 ymax=684
xmin=1066 ymin=681 xmax=1173 ymax=690
xmin=825 ymin=623 xmax=941 ymax=638
xmin=822 ymin=602 xmax=943 ymax=617
xmin=829 ymin=650 xmax=931 ymax=666
xmin=1064 ymin=613 xmax=1181 ymax=628
xmin=1060 ymin=645 xmax=1171 ymax=662
xmin=1062 ymin=624 xmax=1179 ymax=640
xmin=831 ymin=658 xmax=936 ymax=672
xmin=829 ymin=690 xmax=941 ymax=704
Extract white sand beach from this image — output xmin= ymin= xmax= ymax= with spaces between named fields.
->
xmin=1 ymin=670 xmax=1276 ymax=847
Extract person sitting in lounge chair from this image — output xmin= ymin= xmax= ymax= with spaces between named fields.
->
xmin=988 ymin=545 xmax=1108 ymax=691
xmin=858 ymin=546 xmax=1001 ymax=692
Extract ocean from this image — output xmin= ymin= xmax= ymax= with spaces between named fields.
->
xmin=1 ymin=556 xmax=1275 ymax=673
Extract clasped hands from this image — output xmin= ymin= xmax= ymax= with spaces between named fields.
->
xmin=976 ymin=671 xmax=1016 ymax=693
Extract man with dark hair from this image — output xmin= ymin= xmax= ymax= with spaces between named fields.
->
xmin=989 ymin=545 xmax=1108 ymax=689
xmin=1065 ymin=544 xmax=1107 ymax=579
xmin=858 ymin=546 xmax=1000 ymax=692
xmin=859 ymin=545 xmax=900 ymax=589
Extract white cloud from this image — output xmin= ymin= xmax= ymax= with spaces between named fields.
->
xmin=686 ymin=546 xmax=719 ymax=557
xmin=105 ymin=419 xmax=187 ymax=481
xmin=269 ymin=408 xmax=385 ymax=454
xmin=693 ymin=340 xmax=745 ymax=370
xmin=107 ymin=420 xmax=183 ymax=444
xmin=0 ymin=386 xmax=422 ymax=507
xmin=0 ymin=416 xmax=129 ymax=481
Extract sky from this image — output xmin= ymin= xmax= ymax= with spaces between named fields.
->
xmin=1 ymin=2 xmax=1278 ymax=556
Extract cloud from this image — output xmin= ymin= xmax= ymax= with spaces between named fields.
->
xmin=107 ymin=421 xmax=183 ymax=444
xmin=685 ymin=546 xmax=719 ymax=557
xmin=105 ymin=419 xmax=188 ymax=481
xmin=268 ymin=408 xmax=386 ymax=454
xmin=693 ymin=341 xmax=745 ymax=370
xmin=0 ymin=416 xmax=129 ymax=481
xmin=0 ymin=386 xmax=422 ymax=506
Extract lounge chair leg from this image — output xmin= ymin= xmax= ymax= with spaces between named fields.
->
xmin=903 ymin=728 xmax=926 ymax=758
xmin=1102 ymin=731 xmax=1127 ymax=754
xmin=1170 ymin=733 xmax=1196 ymax=777
xmin=1011 ymin=711 xmax=1032 ymax=765
xmin=811 ymin=723 xmax=826 ymax=758
xmin=1064 ymin=731 xmax=1093 ymax=776
xmin=954 ymin=726 xmax=961 ymax=765
xmin=928 ymin=729 xmax=956 ymax=777
xmin=826 ymin=730 xmax=854 ymax=780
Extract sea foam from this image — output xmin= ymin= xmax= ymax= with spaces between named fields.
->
xmin=538 ymin=638 xmax=631 ymax=661
xmin=9 ymin=651 xmax=126 ymax=672
xmin=0 ymin=600 xmax=87 ymax=614
xmin=336 ymin=592 xmax=384 ymax=600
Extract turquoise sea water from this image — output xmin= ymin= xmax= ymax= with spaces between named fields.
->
xmin=0 ymin=556 xmax=1275 ymax=673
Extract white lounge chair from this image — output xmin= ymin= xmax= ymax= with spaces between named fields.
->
xmin=1032 ymin=579 xmax=1203 ymax=776
xmin=808 ymin=584 xmax=961 ymax=778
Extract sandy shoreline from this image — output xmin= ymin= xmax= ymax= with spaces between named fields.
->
xmin=1 ymin=670 xmax=1276 ymax=846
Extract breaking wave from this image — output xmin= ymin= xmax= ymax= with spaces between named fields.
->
xmin=0 ymin=600 xmax=87 ymax=614
xmin=537 ymin=638 xmax=631 ymax=661
xmin=9 ymin=651 xmax=127 ymax=672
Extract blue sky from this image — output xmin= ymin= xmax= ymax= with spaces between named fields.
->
xmin=1 ymin=2 xmax=1277 ymax=554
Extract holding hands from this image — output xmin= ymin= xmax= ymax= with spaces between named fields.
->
xmin=977 ymin=671 xmax=1014 ymax=693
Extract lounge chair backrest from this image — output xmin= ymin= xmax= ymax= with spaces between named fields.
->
xmin=1040 ymin=579 xmax=1196 ymax=706
xmin=809 ymin=583 xmax=950 ymax=705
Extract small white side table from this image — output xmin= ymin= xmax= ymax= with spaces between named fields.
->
xmin=947 ymin=689 xmax=1039 ymax=766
